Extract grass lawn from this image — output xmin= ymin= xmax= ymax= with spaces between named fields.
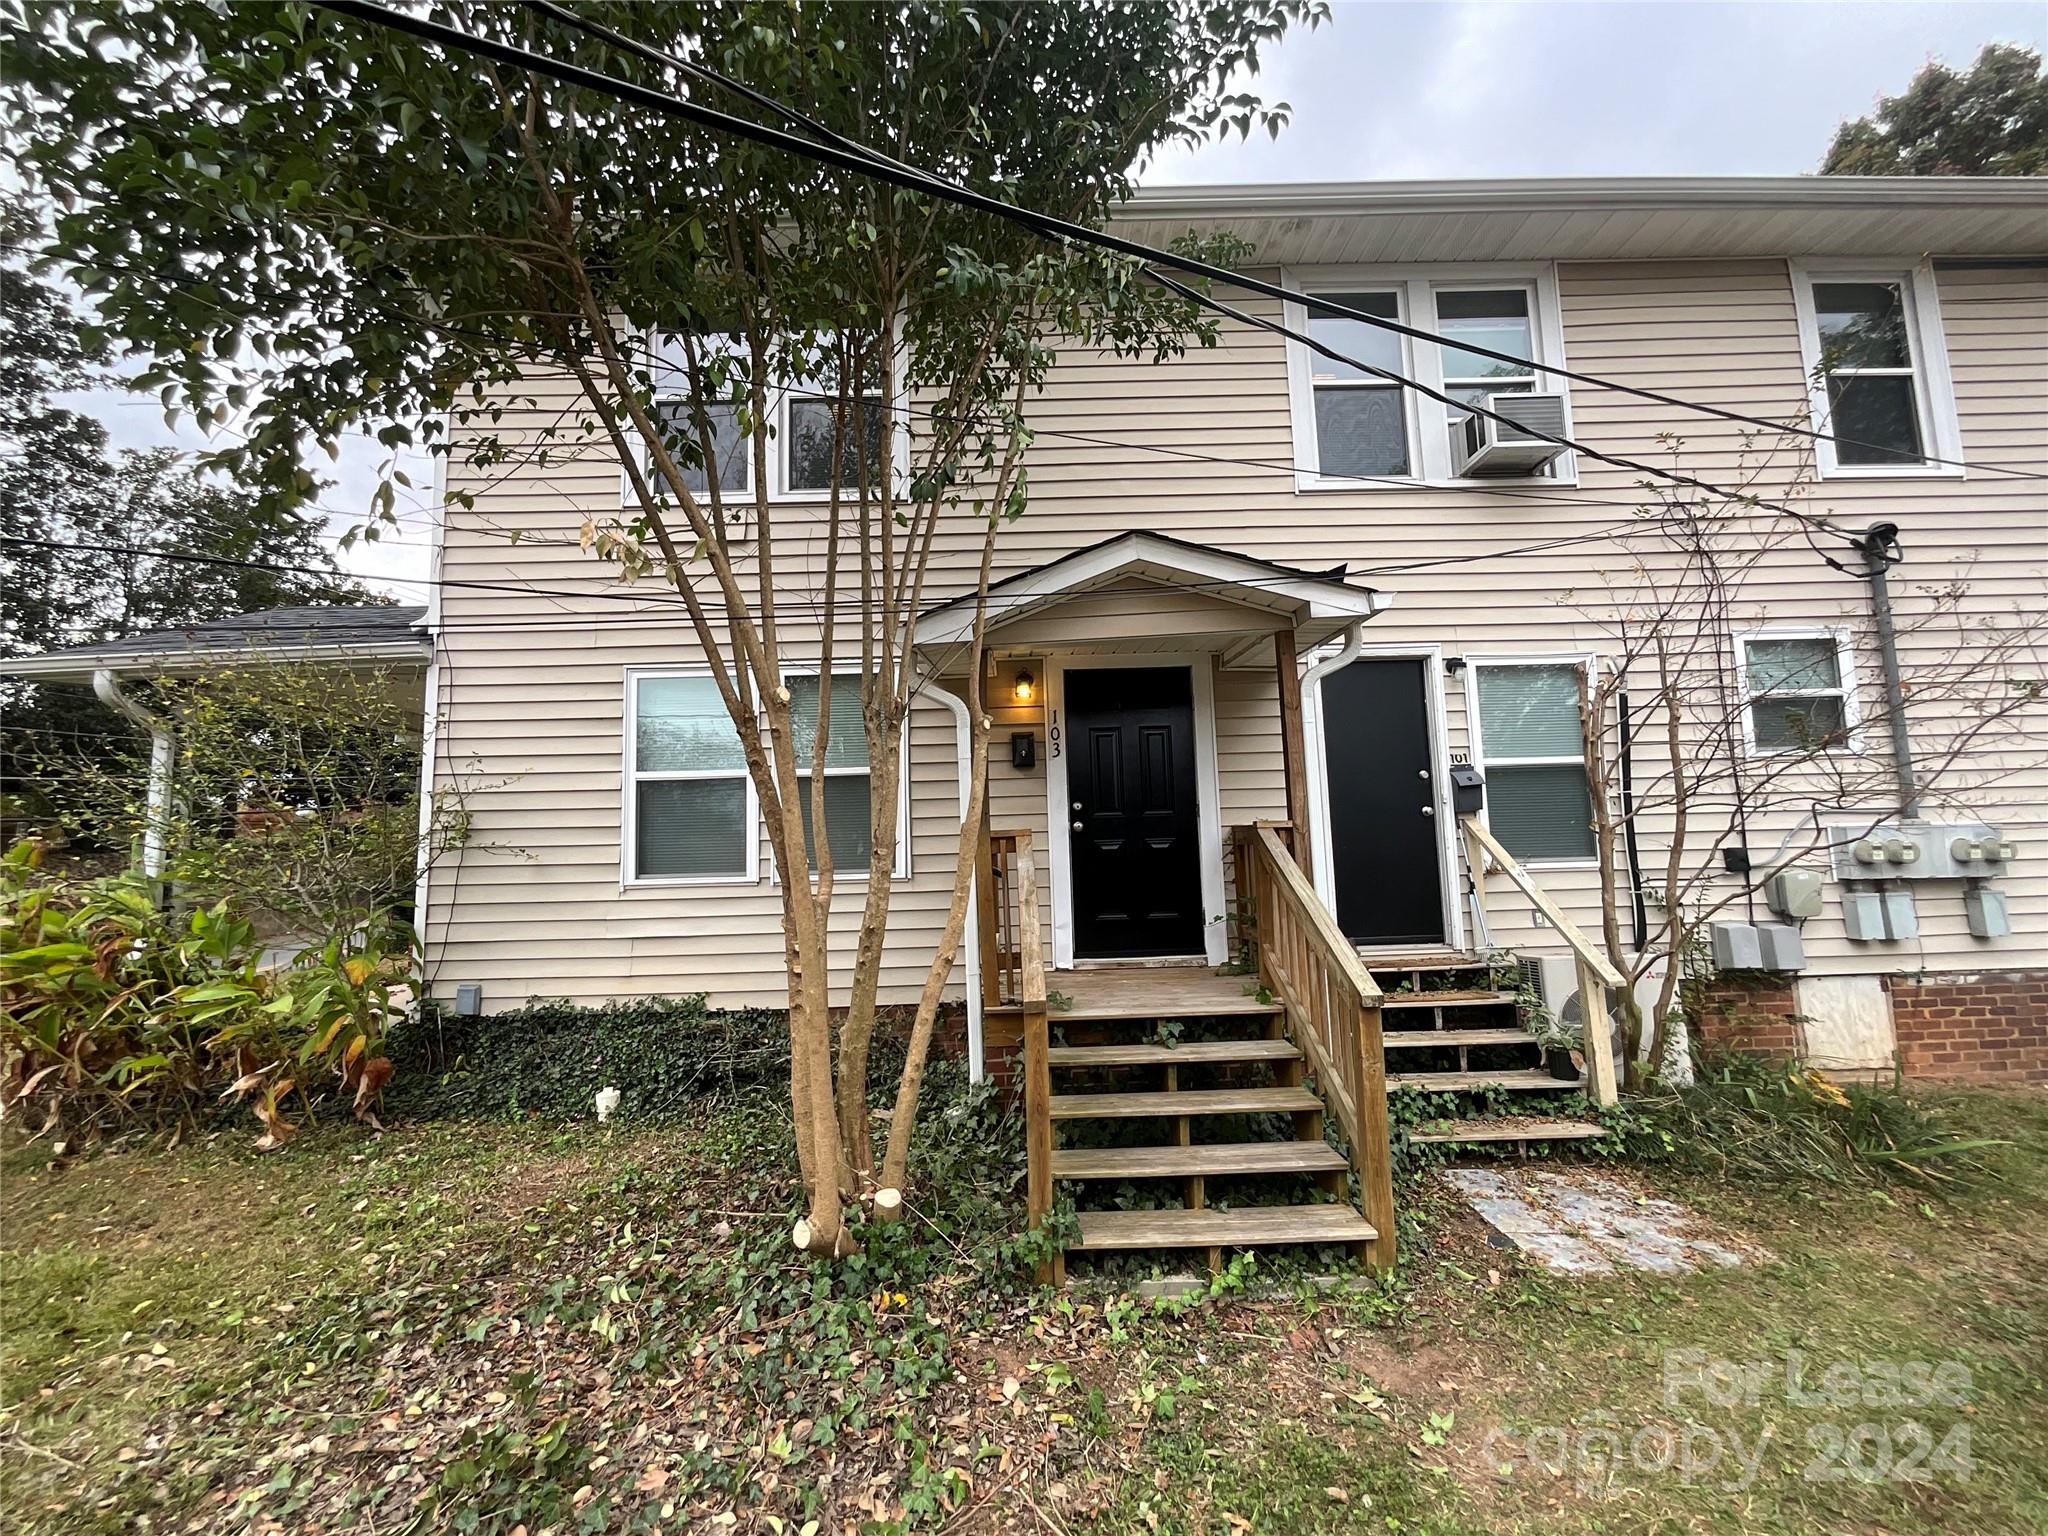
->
xmin=2 ymin=1080 xmax=2043 ymax=1535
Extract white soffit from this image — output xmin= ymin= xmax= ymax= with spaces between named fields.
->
xmin=1117 ymin=176 xmax=2048 ymax=266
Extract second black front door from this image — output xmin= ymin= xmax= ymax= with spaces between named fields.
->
xmin=1321 ymin=658 xmax=1447 ymax=947
xmin=1064 ymin=666 xmax=1205 ymax=959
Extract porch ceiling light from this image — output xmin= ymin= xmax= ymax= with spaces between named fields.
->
xmin=1012 ymin=667 xmax=1036 ymax=705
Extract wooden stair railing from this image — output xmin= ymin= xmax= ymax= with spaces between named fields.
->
xmin=1458 ymin=813 xmax=1625 ymax=1106
xmin=976 ymin=825 xmax=1058 ymax=1283
xmin=1232 ymin=821 xmax=1397 ymax=1272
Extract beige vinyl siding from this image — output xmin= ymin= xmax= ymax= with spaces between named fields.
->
xmin=424 ymin=257 xmax=2047 ymax=1008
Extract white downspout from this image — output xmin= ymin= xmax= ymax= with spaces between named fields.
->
xmin=93 ymin=668 xmax=174 ymax=888
xmin=917 ymin=670 xmax=985 ymax=1082
xmin=1299 ymin=621 xmax=1366 ymax=905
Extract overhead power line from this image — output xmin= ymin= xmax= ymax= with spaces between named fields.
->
xmin=301 ymin=0 xmax=1920 ymax=561
xmin=517 ymin=0 xmax=2041 ymax=486
xmin=6 ymin=513 xmax=1750 ymax=635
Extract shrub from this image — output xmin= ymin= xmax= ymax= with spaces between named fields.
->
xmin=1629 ymin=1050 xmax=2004 ymax=1192
xmin=385 ymin=994 xmax=796 ymax=1120
xmin=1 ymin=843 xmax=403 ymax=1146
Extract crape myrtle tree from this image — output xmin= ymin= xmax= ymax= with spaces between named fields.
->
xmin=2 ymin=0 xmax=1324 ymax=1254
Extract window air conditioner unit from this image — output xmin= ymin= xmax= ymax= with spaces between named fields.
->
xmin=1449 ymin=390 xmax=1570 ymax=477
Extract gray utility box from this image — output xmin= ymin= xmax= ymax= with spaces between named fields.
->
xmin=1710 ymin=922 xmax=1764 ymax=972
xmin=1710 ymin=921 xmax=1807 ymax=973
xmin=1965 ymin=885 xmax=2012 ymax=939
xmin=1765 ymin=867 xmax=1825 ymax=920
xmin=1845 ymin=886 xmax=1920 ymax=942
xmin=1756 ymin=922 xmax=1806 ymax=971
xmin=1828 ymin=821 xmax=2014 ymax=881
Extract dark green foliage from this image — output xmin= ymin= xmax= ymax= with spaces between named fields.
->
xmin=386 ymin=994 xmax=796 ymax=1120
xmin=1823 ymin=42 xmax=2048 ymax=175
xmin=1629 ymin=1050 xmax=2005 ymax=1191
xmin=0 ymin=199 xmax=376 ymax=811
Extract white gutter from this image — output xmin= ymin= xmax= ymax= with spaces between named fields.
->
xmin=916 ymin=671 xmax=984 ymax=1082
xmin=4 ymin=638 xmax=430 ymax=685
xmin=1125 ymin=174 xmax=2048 ymax=220
xmin=92 ymin=669 xmax=174 ymax=885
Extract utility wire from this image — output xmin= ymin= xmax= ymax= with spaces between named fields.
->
xmin=301 ymin=0 xmax=1884 ymax=557
xmin=5 ymin=517 xmax=1735 ymax=632
xmin=518 ymin=0 xmax=2042 ymax=485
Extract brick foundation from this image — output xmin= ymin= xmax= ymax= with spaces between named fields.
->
xmin=1684 ymin=969 xmax=2048 ymax=1084
xmin=1886 ymin=971 xmax=2048 ymax=1084
xmin=1685 ymin=973 xmax=1802 ymax=1058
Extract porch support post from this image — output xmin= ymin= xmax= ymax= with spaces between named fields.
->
xmin=1274 ymin=627 xmax=1312 ymax=876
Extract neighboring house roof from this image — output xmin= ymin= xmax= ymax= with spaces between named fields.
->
xmin=912 ymin=531 xmax=1388 ymax=655
xmin=1117 ymin=174 xmax=2048 ymax=265
xmin=1 ymin=604 xmax=430 ymax=685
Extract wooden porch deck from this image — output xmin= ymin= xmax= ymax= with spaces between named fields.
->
xmin=1044 ymin=965 xmax=1278 ymax=1022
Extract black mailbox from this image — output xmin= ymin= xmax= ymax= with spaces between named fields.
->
xmin=1010 ymin=731 xmax=1036 ymax=771
xmin=1449 ymin=762 xmax=1485 ymax=816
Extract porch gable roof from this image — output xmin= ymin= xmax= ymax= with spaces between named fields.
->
xmin=911 ymin=532 xmax=1389 ymax=653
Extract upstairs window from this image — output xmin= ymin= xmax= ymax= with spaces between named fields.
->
xmin=1737 ymin=632 xmax=1857 ymax=755
xmin=645 ymin=332 xmax=888 ymax=501
xmin=1289 ymin=267 xmax=1570 ymax=487
xmin=1468 ymin=660 xmax=1595 ymax=863
xmin=1436 ymin=288 xmax=1537 ymax=426
xmin=1791 ymin=264 xmax=1960 ymax=478
xmin=1305 ymin=291 xmax=1410 ymax=478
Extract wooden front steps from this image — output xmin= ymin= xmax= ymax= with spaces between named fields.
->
xmin=1051 ymin=1086 xmax=1323 ymax=1120
xmin=1040 ymin=963 xmax=1375 ymax=1274
xmin=1074 ymin=1204 xmax=1378 ymax=1253
xmin=1387 ymin=1067 xmax=1580 ymax=1092
xmin=1046 ymin=1038 xmax=1300 ymax=1069
xmin=1409 ymin=1117 xmax=1606 ymax=1146
xmin=1382 ymin=1027 xmax=1539 ymax=1049
xmin=1381 ymin=989 xmax=1517 ymax=1009
xmin=1052 ymin=1141 xmax=1348 ymax=1180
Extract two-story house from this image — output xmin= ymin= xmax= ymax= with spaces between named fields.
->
xmin=17 ymin=174 xmax=2040 ymax=1268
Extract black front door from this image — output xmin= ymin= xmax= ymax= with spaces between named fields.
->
xmin=1064 ymin=666 xmax=1205 ymax=959
xmin=1321 ymin=658 xmax=1446 ymax=946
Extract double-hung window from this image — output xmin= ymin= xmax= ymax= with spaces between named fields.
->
xmin=627 ymin=672 xmax=755 ymax=882
xmin=1289 ymin=267 xmax=1569 ymax=487
xmin=1305 ymin=291 xmax=1410 ymax=478
xmin=784 ymin=673 xmax=909 ymax=878
xmin=1468 ymin=660 xmax=1595 ymax=863
xmin=1791 ymin=263 xmax=1959 ymax=477
xmin=1737 ymin=632 xmax=1857 ymax=755
xmin=1436 ymin=287 xmax=1537 ymax=425
xmin=646 ymin=331 xmax=888 ymax=501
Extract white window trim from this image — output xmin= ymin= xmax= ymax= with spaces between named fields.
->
xmin=1461 ymin=653 xmax=1599 ymax=870
xmin=1283 ymin=262 xmax=1577 ymax=492
xmin=773 ymin=669 xmax=913 ymax=884
xmin=630 ymin=322 xmax=913 ymax=507
xmin=1788 ymin=259 xmax=1962 ymax=482
xmin=1733 ymin=627 xmax=1865 ymax=759
xmin=621 ymin=665 xmax=761 ymax=888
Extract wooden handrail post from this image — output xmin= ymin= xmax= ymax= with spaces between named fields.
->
xmin=975 ymin=812 xmax=999 ymax=1010
xmin=1575 ymin=955 xmax=1619 ymax=1106
xmin=1350 ymin=991 xmax=1397 ymax=1272
xmin=1011 ymin=834 xmax=1059 ymax=1284
xmin=1458 ymin=813 xmax=1623 ymax=1107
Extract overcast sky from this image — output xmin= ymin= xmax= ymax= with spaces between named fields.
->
xmin=73 ymin=0 xmax=2044 ymax=603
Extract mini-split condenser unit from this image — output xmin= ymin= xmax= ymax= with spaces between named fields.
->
xmin=1449 ymin=390 xmax=1571 ymax=477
